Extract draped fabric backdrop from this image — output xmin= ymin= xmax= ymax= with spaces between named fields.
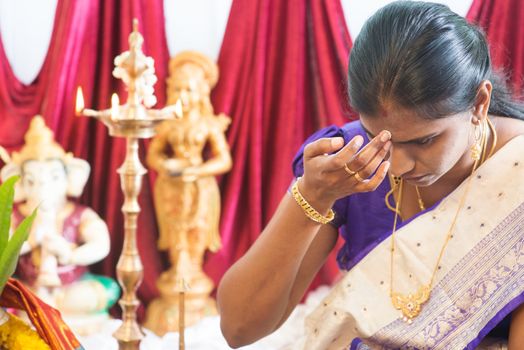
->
xmin=467 ymin=0 xmax=524 ymax=91
xmin=0 ymin=0 xmax=522 ymax=318
xmin=207 ymin=0 xmax=353 ymax=291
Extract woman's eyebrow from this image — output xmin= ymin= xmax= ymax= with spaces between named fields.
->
xmin=359 ymin=123 xmax=437 ymax=144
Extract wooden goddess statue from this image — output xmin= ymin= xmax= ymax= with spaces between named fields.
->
xmin=145 ymin=51 xmax=232 ymax=334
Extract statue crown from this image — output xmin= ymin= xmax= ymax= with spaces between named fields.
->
xmin=11 ymin=116 xmax=71 ymax=165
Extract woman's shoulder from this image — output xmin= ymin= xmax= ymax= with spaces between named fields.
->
xmin=492 ymin=116 xmax=524 ymax=152
xmin=305 ymin=120 xmax=366 ymax=143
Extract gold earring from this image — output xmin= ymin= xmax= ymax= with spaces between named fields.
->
xmin=470 ymin=122 xmax=483 ymax=161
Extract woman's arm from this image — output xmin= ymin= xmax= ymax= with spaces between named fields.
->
xmin=509 ymin=303 xmax=524 ymax=349
xmin=217 ymin=192 xmax=338 ymax=348
xmin=217 ymin=132 xmax=391 ymax=347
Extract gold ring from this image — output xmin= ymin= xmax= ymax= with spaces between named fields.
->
xmin=354 ymin=172 xmax=365 ymax=182
xmin=343 ymin=163 xmax=356 ymax=176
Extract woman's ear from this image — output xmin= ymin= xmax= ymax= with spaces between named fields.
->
xmin=472 ymin=80 xmax=492 ymax=122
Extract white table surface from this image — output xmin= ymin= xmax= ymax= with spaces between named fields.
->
xmin=78 ymin=287 xmax=330 ymax=350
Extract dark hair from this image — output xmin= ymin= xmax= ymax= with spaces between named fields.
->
xmin=348 ymin=1 xmax=524 ymax=120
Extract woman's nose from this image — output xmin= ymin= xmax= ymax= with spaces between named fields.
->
xmin=388 ymin=145 xmax=415 ymax=178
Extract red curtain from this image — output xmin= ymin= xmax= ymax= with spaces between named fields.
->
xmin=467 ymin=0 xmax=524 ymax=91
xmin=206 ymin=0 xmax=354 ymax=289
xmin=0 ymin=0 xmax=168 ymax=316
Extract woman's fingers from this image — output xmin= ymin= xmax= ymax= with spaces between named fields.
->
xmin=328 ymin=135 xmax=364 ymax=171
xmin=346 ymin=130 xmax=391 ymax=173
xmin=304 ymin=137 xmax=345 ymax=160
xmin=301 ymin=130 xmax=392 ymax=201
xmin=358 ymin=161 xmax=390 ymax=191
xmin=353 ymin=141 xmax=391 ymax=180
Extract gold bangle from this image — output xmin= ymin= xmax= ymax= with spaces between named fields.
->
xmin=291 ymin=178 xmax=335 ymax=224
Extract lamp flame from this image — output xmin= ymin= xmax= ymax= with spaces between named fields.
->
xmin=75 ymin=87 xmax=85 ymax=116
xmin=111 ymin=93 xmax=120 ymax=119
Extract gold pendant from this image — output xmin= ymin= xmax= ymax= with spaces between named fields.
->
xmin=470 ymin=142 xmax=481 ymax=161
xmin=390 ymin=285 xmax=431 ymax=324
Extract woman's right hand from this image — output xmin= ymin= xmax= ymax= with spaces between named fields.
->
xmin=299 ymin=130 xmax=392 ymax=210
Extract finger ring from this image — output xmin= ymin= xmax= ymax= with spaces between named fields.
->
xmin=343 ymin=163 xmax=356 ymax=176
xmin=354 ymin=172 xmax=365 ymax=182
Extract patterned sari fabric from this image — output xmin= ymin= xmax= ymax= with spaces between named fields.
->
xmin=299 ymin=135 xmax=524 ymax=350
xmin=1 ymin=279 xmax=84 ymax=350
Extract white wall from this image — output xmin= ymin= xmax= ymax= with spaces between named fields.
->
xmin=0 ymin=0 xmax=472 ymax=85
xmin=341 ymin=0 xmax=473 ymax=39
xmin=164 ymin=0 xmax=232 ymax=60
xmin=0 ymin=0 xmax=57 ymax=85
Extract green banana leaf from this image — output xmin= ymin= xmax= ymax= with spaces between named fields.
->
xmin=0 ymin=175 xmax=18 ymax=258
xmin=0 ymin=176 xmax=36 ymax=295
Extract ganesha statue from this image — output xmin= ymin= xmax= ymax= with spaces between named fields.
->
xmin=0 ymin=116 xmax=119 ymax=335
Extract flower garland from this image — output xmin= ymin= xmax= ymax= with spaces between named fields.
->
xmin=0 ymin=310 xmax=50 ymax=350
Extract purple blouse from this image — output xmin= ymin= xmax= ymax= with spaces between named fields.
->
xmin=292 ymin=121 xmax=396 ymax=270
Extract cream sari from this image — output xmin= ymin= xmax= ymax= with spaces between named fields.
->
xmin=301 ymin=136 xmax=524 ymax=349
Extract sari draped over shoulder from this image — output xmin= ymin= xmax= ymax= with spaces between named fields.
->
xmin=292 ymin=122 xmax=524 ymax=349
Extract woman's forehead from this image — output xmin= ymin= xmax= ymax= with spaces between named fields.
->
xmin=359 ymin=109 xmax=466 ymax=142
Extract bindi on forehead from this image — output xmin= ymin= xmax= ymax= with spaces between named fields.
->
xmin=376 ymin=98 xmax=406 ymax=119
xmin=361 ymin=104 xmax=444 ymax=137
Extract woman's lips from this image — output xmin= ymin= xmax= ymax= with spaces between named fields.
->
xmin=403 ymin=174 xmax=428 ymax=183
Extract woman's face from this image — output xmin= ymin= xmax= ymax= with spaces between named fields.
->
xmin=359 ymin=105 xmax=475 ymax=187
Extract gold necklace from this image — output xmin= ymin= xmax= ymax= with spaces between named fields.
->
xmin=389 ymin=176 xmax=474 ymax=323
xmin=388 ymin=118 xmax=496 ymax=323
xmin=414 ymin=186 xmax=425 ymax=210
xmin=387 ymin=176 xmax=426 ymax=212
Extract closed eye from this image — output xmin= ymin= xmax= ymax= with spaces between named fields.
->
xmin=358 ymin=122 xmax=438 ymax=146
xmin=414 ymin=136 xmax=434 ymax=145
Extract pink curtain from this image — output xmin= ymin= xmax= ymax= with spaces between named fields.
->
xmin=467 ymin=0 xmax=524 ymax=91
xmin=207 ymin=0 xmax=354 ymax=291
xmin=0 ymin=0 xmax=169 ymax=317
